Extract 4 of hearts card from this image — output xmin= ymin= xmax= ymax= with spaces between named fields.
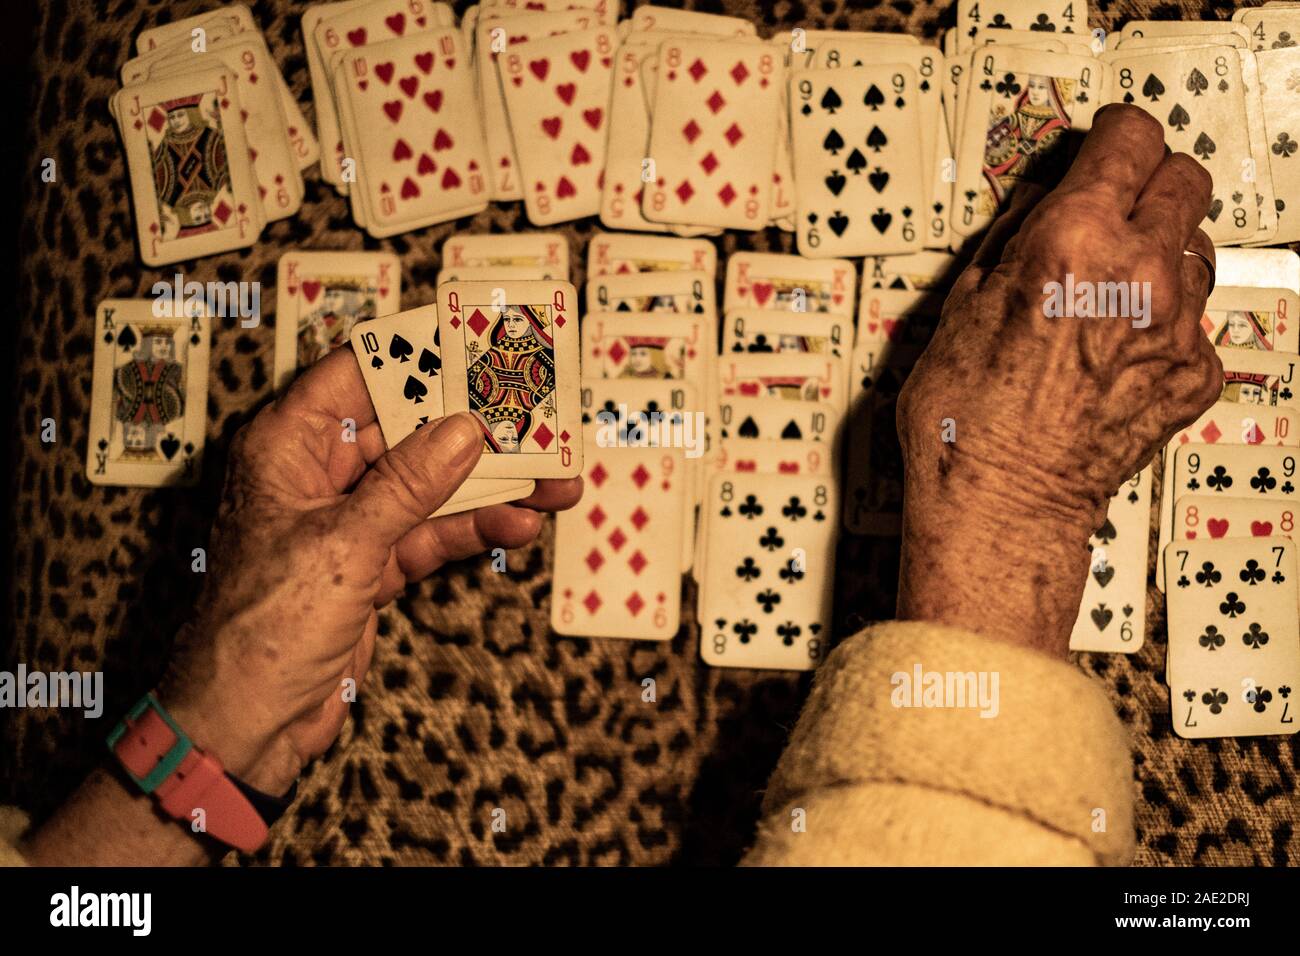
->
xmin=437 ymin=280 xmax=583 ymax=479
xmin=87 ymin=299 xmax=210 ymax=487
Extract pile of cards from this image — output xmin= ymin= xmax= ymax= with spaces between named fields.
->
xmin=113 ymin=3 xmax=317 ymax=265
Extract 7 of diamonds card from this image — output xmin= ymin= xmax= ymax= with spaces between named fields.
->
xmin=437 ymin=280 xmax=583 ymax=479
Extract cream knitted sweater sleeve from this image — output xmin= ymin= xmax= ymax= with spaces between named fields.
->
xmin=742 ymin=621 xmax=1135 ymax=866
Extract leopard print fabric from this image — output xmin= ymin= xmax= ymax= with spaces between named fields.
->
xmin=5 ymin=0 xmax=1295 ymax=866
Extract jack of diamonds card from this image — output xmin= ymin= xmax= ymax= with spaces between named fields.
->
xmin=116 ymin=68 xmax=262 ymax=265
xmin=643 ymin=38 xmax=783 ymax=231
xmin=87 ymin=299 xmax=210 ymax=487
xmin=438 ymin=281 xmax=582 ymax=479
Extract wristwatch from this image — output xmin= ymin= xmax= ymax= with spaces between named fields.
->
xmin=107 ymin=693 xmax=292 ymax=853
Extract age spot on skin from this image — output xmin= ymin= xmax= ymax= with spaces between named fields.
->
xmin=333 ymin=573 xmax=344 ymax=585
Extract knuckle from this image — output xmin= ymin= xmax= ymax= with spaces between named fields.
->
xmin=1099 ymin=103 xmax=1165 ymax=152
xmin=1166 ymin=151 xmax=1214 ymax=198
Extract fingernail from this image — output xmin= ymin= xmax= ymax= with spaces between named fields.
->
xmin=427 ymin=413 xmax=482 ymax=468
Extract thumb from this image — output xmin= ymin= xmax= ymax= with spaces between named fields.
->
xmin=345 ymin=412 xmax=483 ymax=546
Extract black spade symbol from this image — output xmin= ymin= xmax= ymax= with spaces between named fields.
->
xmin=1194 ymin=131 xmax=1216 ymax=160
xmin=183 ymin=442 xmax=194 ymax=455
xmin=780 ymin=420 xmax=803 ymax=439
xmin=1186 ymin=68 xmax=1208 ymax=96
xmin=389 ymin=333 xmax=414 ymax=362
xmin=159 ymin=434 xmax=180 ymax=460
xmin=1122 ymin=91 xmax=1134 ymax=104
xmin=1090 ymin=605 xmax=1113 ymax=631
xmin=868 ymin=168 xmax=890 ymax=193
xmin=371 ymin=355 xmax=384 ymax=369
xmin=819 ymin=87 xmax=842 ymax=113
xmin=863 ymin=84 xmax=885 ymax=110
xmin=1096 ymin=518 xmax=1117 ymax=545
xmin=829 ymin=211 xmax=850 ymax=236
xmin=1141 ymin=73 xmax=1165 ymax=101
xmin=1167 ymin=103 xmax=1191 ymax=132
xmin=403 ymin=375 xmax=428 ymax=404
xmin=97 ymin=438 xmax=108 ymax=451
xmin=800 ymin=103 xmax=812 ymax=115
xmin=866 ymin=125 xmax=888 ymax=151
xmin=870 ymin=208 xmax=892 ymax=233
xmin=822 ymin=128 xmax=845 ymax=155
xmin=824 ymin=172 xmax=847 ymax=196
xmin=117 ymin=325 xmax=138 ymax=352
xmin=418 ymin=347 xmax=440 ymax=376
xmin=845 ymin=147 xmax=867 ymax=174
xmin=738 ymin=416 xmax=760 ymax=438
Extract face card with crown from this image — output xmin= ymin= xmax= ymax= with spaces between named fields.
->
xmin=582 ymin=313 xmax=705 ymax=382
xmin=551 ymin=429 xmax=686 ymax=641
xmin=115 ymin=68 xmax=263 ymax=265
xmin=442 ymin=231 xmax=571 ymax=276
xmin=1201 ymin=287 xmax=1300 ymax=354
xmin=643 ymin=38 xmax=783 ymax=231
xmin=499 ymin=27 xmax=617 ymax=225
xmin=717 ymin=354 xmax=846 ymax=410
xmin=587 ymin=233 xmax=718 ymax=277
xmin=723 ymin=312 xmax=849 ymax=361
xmin=437 ymin=280 xmax=582 ymax=479
xmin=87 ymin=299 xmax=210 ymax=488
xmin=724 ymin=252 xmax=856 ymax=315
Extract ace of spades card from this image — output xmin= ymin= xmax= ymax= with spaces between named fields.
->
xmin=953 ymin=48 xmax=1100 ymax=237
xmin=1164 ymin=537 xmax=1300 ymax=739
xmin=438 ymin=281 xmax=582 ymax=479
xmin=956 ymin=0 xmax=1089 ymax=52
xmin=1108 ymin=46 xmax=1256 ymax=244
xmin=115 ymin=68 xmax=263 ymax=265
xmin=699 ymin=472 xmax=838 ymax=671
xmin=790 ymin=66 xmax=926 ymax=258
xmin=88 ymin=299 xmax=210 ymax=487
xmin=1068 ymin=468 xmax=1153 ymax=654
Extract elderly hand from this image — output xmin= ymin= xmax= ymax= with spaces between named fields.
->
xmin=896 ymin=104 xmax=1222 ymax=654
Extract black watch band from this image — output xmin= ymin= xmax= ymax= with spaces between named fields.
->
xmin=229 ymin=775 xmax=298 ymax=827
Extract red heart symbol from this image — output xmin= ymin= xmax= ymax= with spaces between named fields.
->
xmin=433 ymin=128 xmax=453 ymax=150
xmin=555 ymin=176 xmax=576 ymax=198
xmin=375 ymin=62 xmax=394 ymax=84
xmin=1208 ymin=518 xmax=1230 ymax=538
xmin=383 ymin=101 xmax=403 ymax=122
xmin=357 ymin=79 xmax=368 ymax=91
xmin=882 ymin=319 xmax=899 ymax=340
xmin=582 ymin=108 xmax=603 ymax=130
xmin=1251 ymin=520 xmax=1273 ymax=536
xmin=570 ymin=50 xmax=591 ymax=72
xmin=400 ymin=177 xmax=419 ymax=199
xmin=1185 ymin=531 xmax=1197 ymax=539
xmin=541 ymin=116 xmax=562 ymax=139
xmin=752 ymin=283 xmax=774 ymax=306
xmin=415 ymin=52 xmax=434 ymax=73
xmin=399 ymin=76 xmax=418 ymax=98
xmin=385 ymin=13 xmax=405 ymax=34
xmin=779 ymin=462 xmax=798 ymax=474
xmin=393 ymin=138 xmax=412 ymax=161
xmin=739 ymin=383 xmax=760 ymax=396
xmin=424 ymin=89 xmax=443 ymax=112
xmin=445 ymin=58 xmax=455 ymax=69
xmin=441 ymin=167 xmax=461 ymax=189
xmin=511 ymin=76 xmax=523 ymax=86
xmin=737 ymin=461 xmax=756 ymax=472
xmin=301 ymin=280 xmax=321 ymax=303
xmin=347 ymin=28 xmax=367 ymax=46
xmin=529 ymin=59 xmax=549 ymax=80
xmin=417 ymin=153 xmax=436 ymax=175
xmin=556 ymin=82 xmax=576 ymax=105
xmin=570 ymin=142 xmax=591 ymax=165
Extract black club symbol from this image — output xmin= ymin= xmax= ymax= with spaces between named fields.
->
xmin=1242 ymin=623 xmax=1270 ymax=649
xmin=732 ymin=620 xmax=758 ymax=643
xmin=782 ymin=496 xmax=808 ymax=521
xmin=1195 ymin=561 xmax=1222 ymax=587
xmin=1029 ymin=13 xmax=1056 ymax=31
xmin=1219 ymin=592 xmax=1246 ymax=618
xmin=738 ymin=495 xmax=763 ymax=518
xmin=1240 ymin=559 xmax=1267 ymax=586
xmin=1203 ymin=688 xmax=1229 ymax=714
xmin=759 ymin=527 xmax=785 ymax=551
xmin=1250 ymin=688 xmax=1273 ymax=713
xmin=1198 ymin=626 xmax=1225 ymax=651
xmin=1205 ymin=466 xmax=1234 ymax=492
xmin=1176 ymin=575 xmax=1191 ymax=588
xmin=1275 ymin=570 xmax=1290 ymax=585
xmin=1186 ymin=478 xmax=1201 ymax=491
xmin=776 ymin=622 xmax=802 ymax=646
xmin=1274 ymin=132 xmax=1299 ymax=158
xmin=735 ymin=557 xmax=760 ymax=582
xmin=1251 ymin=467 xmax=1277 ymax=493
xmin=1183 ymin=690 xmax=1197 ymax=702
xmin=780 ymin=562 xmax=804 ymax=584
xmin=1275 ymin=31 xmax=1298 ymax=48
xmin=995 ymin=73 xmax=1021 ymax=97
xmin=1280 ymin=686 xmax=1292 ymax=698
xmin=1284 ymin=481 xmax=1296 ymax=495
xmin=989 ymin=13 xmax=1011 ymax=28
xmin=756 ymin=588 xmax=782 ymax=613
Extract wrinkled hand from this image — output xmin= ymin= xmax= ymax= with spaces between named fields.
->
xmin=896 ymin=105 xmax=1222 ymax=653
xmin=156 ymin=347 xmax=581 ymax=793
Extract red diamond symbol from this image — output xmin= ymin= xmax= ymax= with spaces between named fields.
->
xmin=688 ymin=58 xmax=707 ymax=82
xmin=608 ymin=527 xmax=627 ymax=552
xmin=607 ymin=341 xmax=627 ymax=364
xmin=630 ymin=506 xmax=649 ymax=530
xmin=590 ymin=463 xmax=608 ymax=488
xmin=700 ymin=152 xmax=719 ymax=174
xmin=1200 ymin=421 xmax=1222 ymax=443
xmin=467 ymin=308 xmax=489 ymax=337
xmin=450 ymin=316 xmax=461 ymax=329
xmin=626 ymin=592 xmax=645 ymax=616
xmin=631 ymin=465 xmax=650 ymax=489
xmin=676 ymin=180 xmax=695 ymax=203
xmin=587 ymin=504 xmax=607 ymax=529
xmin=213 ymin=201 xmax=232 ymax=224
xmin=585 ymin=549 xmax=604 ymax=572
xmin=718 ymin=183 xmax=737 ymax=206
xmin=724 ymin=122 xmax=744 ymax=146
xmin=628 ymin=550 xmax=648 ymax=575
xmin=730 ymin=61 xmax=750 ymax=85
xmin=533 ymin=422 xmax=554 ymax=450
xmin=559 ymin=430 xmax=570 ymax=444
xmin=682 ymin=120 xmax=701 ymax=143
xmin=583 ymin=591 xmax=602 ymax=614
xmin=706 ymin=90 xmax=726 ymax=114
xmin=147 ymin=108 xmax=166 ymax=131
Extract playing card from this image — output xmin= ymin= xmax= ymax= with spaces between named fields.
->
xmin=586 ymin=234 xmax=718 ymax=277
xmin=1216 ymin=247 xmax=1300 ymax=293
xmin=437 ymin=265 xmax=560 ymax=285
xmin=698 ymin=472 xmax=838 ymax=671
xmin=87 ymin=299 xmax=209 ymax=487
xmin=956 ymin=0 xmax=1090 ymax=52
xmin=581 ymin=313 xmax=707 ymax=382
xmin=442 ymin=232 xmax=570 ymax=276
xmin=1251 ymin=47 xmax=1300 ymax=246
xmin=715 ymin=396 xmax=842 ymax=443
xmin=643 ymin=38 xmax=783 ymax=231
xmin=275 ymin=250 xmax=401 ymax=392
xmin=1218 ymin=347 xmax=1298 ymax=405
xmin=716 ymin=353 xmax=845 ymax=411
xmin=1172 ymin=494 xmax=1299 ymax=545
xmin=627 ymin=6 xmax=756 ymax=38
xmin=724 ymin=252 xmax=856 ymax=315
xmin=584 ymin=269 xmax=716 ymax=322
xmin=486 ymin=0 xmax=616 ymax=28
xmin=499 ymin=27 xmax=617 ymax=225
xmin=1164 ymin=536 xmax=1299 ymax=738
xmin=711 ymin=438 xmax=836 ymax=477
xmin=1118 ymin=20 xmax=1251 ymax=48
xmin=722 ymin=311 xmax=849 ymax=359
xmin=437 ymin=280 xmax=582 ymax=479
xmin=1170 ymin=444 xmax=1300 ymax=516
xmin=1239 ymin=5 xmax=1300 ymax=51
xmin=1068 ymin=468 xmax=1153 ymax=654
xmin=114 ymin=68 xmax=263 ymax=265
xmin=862 ymin=251 xmax=960 ymax=291
xmin=1201 ymin=286 xmax=1300 ymax=353
xmin=953 ymin=47 xmax=1101 ymax=236
xmin=551 ymin=426 xmax=686 ymax=641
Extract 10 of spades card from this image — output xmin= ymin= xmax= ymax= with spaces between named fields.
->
xmin=87 ymin=299 xmax=210 ymax=488
xmin=437 ymin=281 xmax=582 ymax=479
